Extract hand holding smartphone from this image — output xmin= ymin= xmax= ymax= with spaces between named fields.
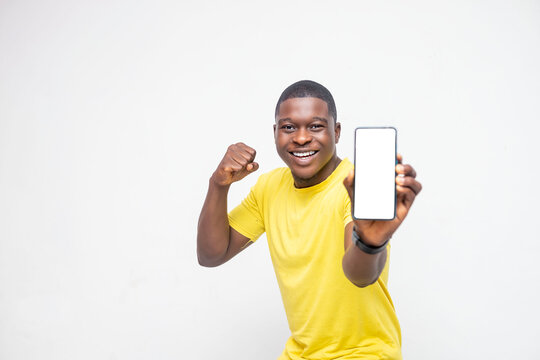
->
xmin=353 ymin=127 xmax=397 ymax=220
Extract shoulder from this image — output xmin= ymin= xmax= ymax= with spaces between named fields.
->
xmin=340 ymin=158 xmax=354 ymax=173
xmin=248 ymin=167 xmax=290 ymax=205
xmin=327 ymin=158 xmax=353 ymax=190
xmin=254 ymin=167 xmax=290 ymax=188
xmin=332 ymin=158 xmax=353 ymax=202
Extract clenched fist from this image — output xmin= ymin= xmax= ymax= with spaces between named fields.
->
xmin=211 ymin=142 xmax=259 ymax=187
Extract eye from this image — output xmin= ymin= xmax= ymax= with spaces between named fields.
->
xmin=310 ymin=124 xmax=324 ymax=130
xmin=281 ymin=124 xmax=295 ymax=132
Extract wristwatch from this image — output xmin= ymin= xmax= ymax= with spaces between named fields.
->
xmin=352 ymin=227 xmax=390 ymax=255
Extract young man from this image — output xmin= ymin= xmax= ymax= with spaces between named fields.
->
xmin=197 ymin=80 xmax=422 ymax=360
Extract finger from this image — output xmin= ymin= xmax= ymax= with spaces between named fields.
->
xmin=396 ymin=176 xmax=422 ymax=195
xmin=229 ymin=154 xmax=250 ymax=170
xmin=238 ymin=148 xmax=257 ymax=163
xmin=395 ymin=163 xmax=417 ymax=178
xmin=235 ymin=142 xmax=255 ymax=153
xmin=396 ymin=185 xmax=417 ymax=208
xmin=397 ymin=153 xmax=403 ymax=164
xmin=395 ymin=188 xmax=413 ymax=221
xmin=226 ymin=143 xmax=256 ymax=165
xmin=229 ymin=146 xmax=255 ymax=167
xmin=223 ymin=161 xmax=244 ymax=172
xmin=231 ymin=147 xmax=254 ymax=164
xmin=246 ymin=162 xmax=259 ymax=172
xmin=235 ymin=143 xmax=257 ymax=162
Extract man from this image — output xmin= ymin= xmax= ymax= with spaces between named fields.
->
xmin=197 ymin=80 xmax=422 ymax=359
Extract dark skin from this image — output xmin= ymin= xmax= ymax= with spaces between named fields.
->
xmin=197 ymin=97 xmax=422 ymax=287
xmin=342 ymin=153 xmax=422 ymax=286
xmin=273 ymin=97 xmax=341 ymax=188
xmin=196 ymin=141 xmax=258 ymax=267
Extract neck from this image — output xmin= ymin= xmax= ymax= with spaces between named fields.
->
xmin=293 ymin=154 xmax=342 ymax=188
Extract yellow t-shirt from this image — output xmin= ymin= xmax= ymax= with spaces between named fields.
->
xmin=228 ymin=158 xmax=402 ymax=360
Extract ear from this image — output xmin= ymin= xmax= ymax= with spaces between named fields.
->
xmin=334 ymin=122 xmax=341 ymax=144
xmin=273 ymin=124 xmax=277 ymax=141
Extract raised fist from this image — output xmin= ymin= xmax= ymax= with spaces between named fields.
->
xmin=211 ymin=143 xmax=259 ymax=187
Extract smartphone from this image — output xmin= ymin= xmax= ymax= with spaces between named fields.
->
xmin=353 ymin=127 xmax=397 ymax=220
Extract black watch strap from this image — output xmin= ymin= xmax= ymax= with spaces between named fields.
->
xmin=352 ymin=227 xmax=390 ymax=254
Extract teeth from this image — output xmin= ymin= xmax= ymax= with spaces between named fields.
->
xmin=292 ymin=151 xmax=316 ymax=157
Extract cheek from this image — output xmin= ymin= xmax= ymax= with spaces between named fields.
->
xmin=276 ymin=135 xmax=289 ymax=146
xmin=275 ymin=139 xmax=287 ymax=152
xmin=315 ymin=133 xmax=332 ymax=145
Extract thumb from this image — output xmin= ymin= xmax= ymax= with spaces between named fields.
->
xmin=342 ymin=169 xmax=354 ymax=201
xmin=246 ymin=162 xmax=259 ymax=172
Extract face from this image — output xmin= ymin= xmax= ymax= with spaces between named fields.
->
xmin=274 ymin=97 xmax=341 ymax=188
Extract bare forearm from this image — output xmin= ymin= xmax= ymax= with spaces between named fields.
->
xmin=341 ymin=153 xmax=421 ymax=288
xmin=342 ymin=243 xmax=387 ymax=287
xmin=197 ymin=178 xmax=231 ymax=265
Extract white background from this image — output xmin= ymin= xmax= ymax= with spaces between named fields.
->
xmin=1 ymin=1 xmax=539 ymax=359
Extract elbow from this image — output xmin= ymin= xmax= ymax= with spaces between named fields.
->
xmin=197 ymin=233 xmax=225 ymax=267
xmin=342 ymin=262 xmax=380 ymax=288
xmin=198 ymin=260 xmax=219 ymax=268
xmin=197 ymin=246 xmax=225 ymax=268
xmin=350 ymin=276 xmax=378 ymax=288
xmin=197 ymin=256 xmax=221 ymax=268
xmin=342 ymin=249 xmax=386 ymax=288
xmin=197 ymin=253 xmax=211 ymax=267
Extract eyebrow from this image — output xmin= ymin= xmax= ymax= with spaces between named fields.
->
xmin=277 ymin=117 xmax=329 ymax=124
xmin=312 ymin=117 xmax=328 ymax=123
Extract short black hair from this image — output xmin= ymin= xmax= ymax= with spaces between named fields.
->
xmin=275 ymin=80 xmax=337 ymax=122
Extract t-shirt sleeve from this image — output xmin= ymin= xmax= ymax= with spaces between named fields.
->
xmin=228 ymin=179 xmax=266 ymax=242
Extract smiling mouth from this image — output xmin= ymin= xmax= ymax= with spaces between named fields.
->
xmin=290 ymin=150 xmax=318 ymax=158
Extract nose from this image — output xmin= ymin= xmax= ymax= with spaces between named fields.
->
xmin=293 ymin=128 xmax=312 ymax=145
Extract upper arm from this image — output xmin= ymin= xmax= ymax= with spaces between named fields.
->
xmin=216 ymin=173 xmax=266 ymax=265
xmin=218 ymin=226 xmax=253 ymax=265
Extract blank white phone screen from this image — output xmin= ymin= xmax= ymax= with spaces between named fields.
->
xmin=353 ymin=127 xmax=396 ymax=220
